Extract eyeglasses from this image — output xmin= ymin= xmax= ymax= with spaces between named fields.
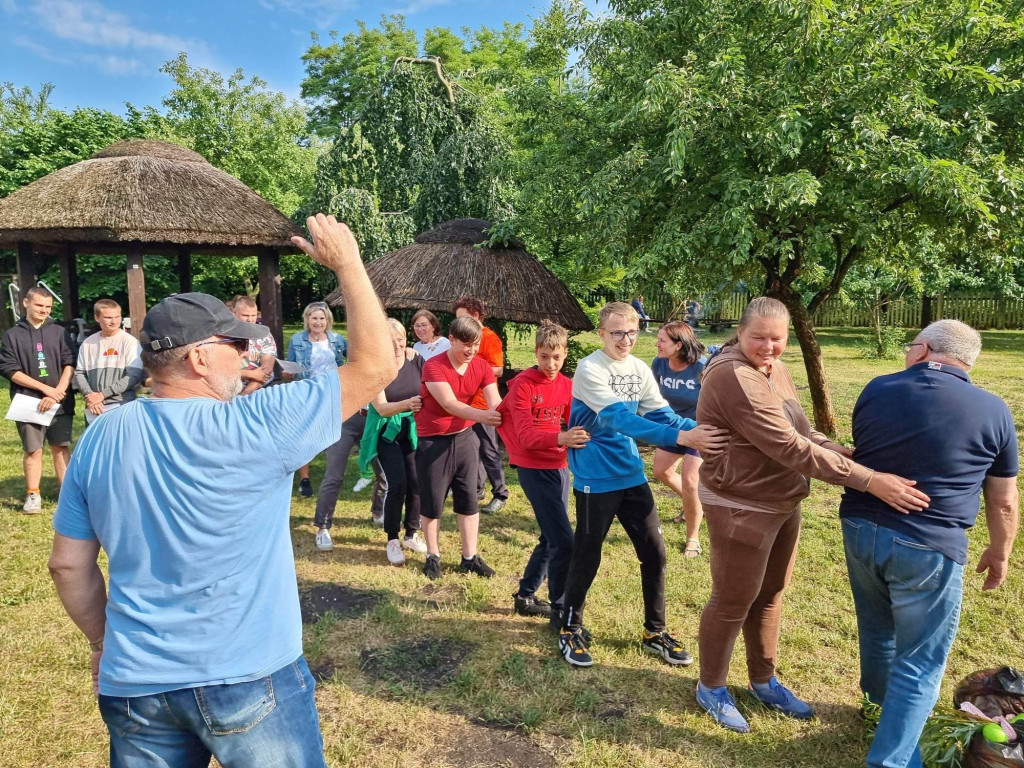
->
xmin=902 ymin=342 xmax=924 ymax=354
xmin=605 ymin=329 xmax=639 ymax=341
xmin=183 ymin=337 xmax=248 ymax=359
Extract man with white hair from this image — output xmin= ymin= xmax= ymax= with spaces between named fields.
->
xmin=840 ymin=319 xmax=1019 ymax=768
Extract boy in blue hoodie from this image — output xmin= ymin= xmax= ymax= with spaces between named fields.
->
xmin=558 ymin=302 xmax=727 ymax=667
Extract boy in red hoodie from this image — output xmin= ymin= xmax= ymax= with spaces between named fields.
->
xmin=498 ymin=321 xmax=590 ymax=626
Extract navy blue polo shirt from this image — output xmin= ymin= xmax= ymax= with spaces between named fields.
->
xmin=840 ymin=361 xmax=1018 ymax=564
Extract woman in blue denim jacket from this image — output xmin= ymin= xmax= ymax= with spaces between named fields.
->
xmin=287 ymin=302 xmax=347 ymax=377
xmin=288 ymin=302 xmax=348 ymax=502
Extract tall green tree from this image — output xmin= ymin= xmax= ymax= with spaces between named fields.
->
xmin=128 ymin=55 xmax=322 ymax=305
xmin=310 ymin=58 xmax=514 ymax=262
xmin=523 ymin=0 xmax=1024 ymax=432
xmin=300 ymin=15 xmax=535 ymax=136
xmin=0 ymin=83 xmax=138 ymax=198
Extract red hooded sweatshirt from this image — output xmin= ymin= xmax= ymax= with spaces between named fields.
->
xmin=497 ymin=366 xmax=573 ymax=470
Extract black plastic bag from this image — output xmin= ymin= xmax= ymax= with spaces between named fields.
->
xmin=955 ymin=668 xmax=1024 ymax=719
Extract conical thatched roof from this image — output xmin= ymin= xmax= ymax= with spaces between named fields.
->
xmin=327 ymin=218 xmax=592 ymax=330
xmin=0 ymin=140 xmax=302 ymax=253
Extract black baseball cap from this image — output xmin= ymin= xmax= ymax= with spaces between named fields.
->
xmin=140 ymin=292 xmax=268 ymax=351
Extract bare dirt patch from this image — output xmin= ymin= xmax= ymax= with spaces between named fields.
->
xmin=442 ymin=722 xmax=557 ymax=768
xmin=299 ymin=583 xmax=384 ymax=624
xmin=360 ymin=636 xmax=474 ymax=691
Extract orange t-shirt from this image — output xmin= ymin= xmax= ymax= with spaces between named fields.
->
xmin=471 ymin=326 xmax=503 ymax=409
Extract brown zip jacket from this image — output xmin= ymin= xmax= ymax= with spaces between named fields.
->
xmin=696 ymin=345 xmax=873 ymax=511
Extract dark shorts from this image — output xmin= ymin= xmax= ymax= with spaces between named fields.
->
xmin=17 ymin=414 xmax=73 ymax=452
xmin=416 ymin=429 xmax=481 ymax=520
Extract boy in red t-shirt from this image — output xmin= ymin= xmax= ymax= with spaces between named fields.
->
xmin=497 ymin=321 xmax=590 ymax=626
xmin=415 ymin=315 xmax=502 ymax=579
xmin=453 ymin=296 xmax=508 ymax=514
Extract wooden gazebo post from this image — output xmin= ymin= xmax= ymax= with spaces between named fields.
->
xmin=16 ymin=241 xmax=37 ymax=311
xmin=58 ymin=244 xmax=80 ymax=321
xmin=126 ymin=246 xmax=146 ymax=339
xmin=177 ymin=247 xmax=192 ymax=294
xmin=258 ymin=247 xmax=283 ymax=351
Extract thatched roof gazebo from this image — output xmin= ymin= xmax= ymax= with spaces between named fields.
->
xmin=0 ymin=140 xmax=303 ymax=347
xmin=327 ymin=218 xmax=592 ymax=331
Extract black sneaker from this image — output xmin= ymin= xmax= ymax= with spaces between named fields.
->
xmin=642 ymin=630 xmax=694 ymax=666
xmin=481 ymin=497 xmax=506 ymax=514
xmin=559 ymin=629 xmax=594 ymax=667
xmin=459 ymin=554 xmax=495 ymax=578
xmin=549 ymin=612 xmax=593 ymax=647
xmin=423 ymin=554 xmax=442 ymax=580
xmin=513 ymin=593 xmax=552 ymax=617
xmin=298 ymin=478 xmax=313 ymax=497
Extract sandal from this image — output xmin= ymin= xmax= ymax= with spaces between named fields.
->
xmin=683 ymin=538 xmax=702 ymax=558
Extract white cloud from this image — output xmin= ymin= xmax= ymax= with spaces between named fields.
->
xmin=32 ymin=0 xmax=207 ymax=56
xmin=82 ymin=53 xmax=143 ymax=76
xmin=14 ymin=35 xmax=74 ymax=64
xmin=257 ymin=0 xmax=356 ymax=12
xmin=391 ymin=0 xmax=452 ymax=15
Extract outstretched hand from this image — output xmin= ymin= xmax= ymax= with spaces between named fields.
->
xmin=679 ymin=424 xmax=730 ymax=456
xmin=558 ymin=426 xmax=591 ymax=449
xmin=291 ymin=214 xmax=362 ymax=274
xmin=866 ymin=473 xmax=930 ymax=514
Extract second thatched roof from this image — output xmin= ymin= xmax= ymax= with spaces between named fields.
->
xmin=0 ymin=140 xmax=302 ymax=253
xmin=328 ymin=218 xmax=592 ymax=331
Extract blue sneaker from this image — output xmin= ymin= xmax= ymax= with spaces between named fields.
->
xmin=696 ymin=682 xmax=750 ymax=733
xmin=748 ymin=677 xmax=815 ymax=720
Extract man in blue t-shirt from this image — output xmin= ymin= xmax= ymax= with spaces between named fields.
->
xmin=839 ymin=319 xmax=1019 ymax=768
xmin=46 ymin=215 xmax=396 ymax=768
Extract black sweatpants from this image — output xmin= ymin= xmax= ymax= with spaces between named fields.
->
xmin=376 ymin=425 xmax=421 ymax=541
xmin=416 ymin=429 xmax=481 ymax=519
xmin=561 ymin=482 xmax=667 ymax=633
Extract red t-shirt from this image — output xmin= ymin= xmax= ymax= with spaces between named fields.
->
xmin=416 ymin=353 xmax=497 ymax=437
xmin=471 ymin=326 xmax=503 ymax=409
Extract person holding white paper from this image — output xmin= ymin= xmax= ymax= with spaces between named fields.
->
xmin=0 ymin=287 xmax=76 ymax=513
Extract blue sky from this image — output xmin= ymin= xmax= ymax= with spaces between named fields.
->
xmin=0 ymin=0 xmax=562 ymax=113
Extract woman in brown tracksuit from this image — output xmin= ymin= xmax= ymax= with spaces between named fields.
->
xmin=693 ymin=297 xmax=929 ymax=733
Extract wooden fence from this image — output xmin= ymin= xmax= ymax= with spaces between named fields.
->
xmin=583 ymin=290 xmax=1024 ymax=330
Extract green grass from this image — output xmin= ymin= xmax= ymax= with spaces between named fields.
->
xmin=1 ymin=326 xmax=1021 ymax=767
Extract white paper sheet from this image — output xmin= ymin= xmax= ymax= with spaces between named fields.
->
xmin=4 ymin=393 xmax=60 ymax=426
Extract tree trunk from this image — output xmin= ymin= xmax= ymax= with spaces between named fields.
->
xmin=786 ymin=299 xmax=838 ymax=435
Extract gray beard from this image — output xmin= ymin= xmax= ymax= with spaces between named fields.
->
xmin=208 ymin=371 xmax=244 ymax=402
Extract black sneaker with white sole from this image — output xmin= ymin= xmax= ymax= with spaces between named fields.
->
xmin=642 ymin=630 xmax=694 ymax=666
xmin=423 ymin=554 xmax=442 ymax=580
xmin=549 ymin=611 xmax=593 ymax=646
xmin=458 ymin=554 xmax=495 ymax=578
xmin=513 ymin=593 xmax=552 ymax=617
xmin=559 ymin=629 xmax=594 ymax=667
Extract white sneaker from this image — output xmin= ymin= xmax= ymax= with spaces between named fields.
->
xmin=352 ymin=477 xmax=371 ymax=492
xmin=22 ymin=492 xmax=41 ymax=515
xmin=315 ymin=529 xmax=334 ymax=551
xmin=402 ymin=533 xmax=427 ymax=553
xmin=386 ymin=539 xmax=406 ymax=566
xmin=371 ymin=511 xmax=384 ymax=526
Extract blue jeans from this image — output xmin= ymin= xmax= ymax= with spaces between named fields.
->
xmin=517 ymin=467 xmax=573 ymax=610
xmin=98 ymin=656 xmax=327 ymax=768
xmin=841 ymin=518 xmax=964 ymax=768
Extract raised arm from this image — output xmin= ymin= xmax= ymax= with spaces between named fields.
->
xmin=292 ymin=215 xmax=396 ymax=421
xmin=976 ymin=475 xmax=1020 ymax=590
